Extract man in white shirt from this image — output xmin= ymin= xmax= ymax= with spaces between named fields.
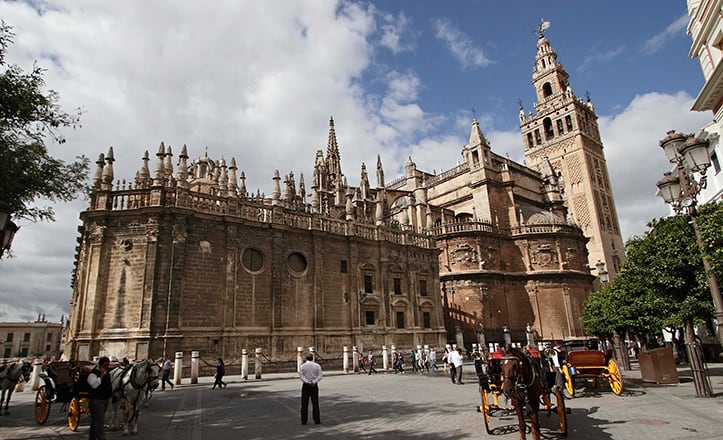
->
xmin=448 ymin=347 xmax=464 ymax=384
xmin=551 ymin=341 xmax=566 ymax=392
xmin=299 ymin=353 xmax=323 ymax=425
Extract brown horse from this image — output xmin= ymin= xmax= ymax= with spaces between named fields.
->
xmin=500 ymin=347 xmax=546 ymax=440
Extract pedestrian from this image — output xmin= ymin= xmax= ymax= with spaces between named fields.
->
xmin=367 ymin=350 xmax=377 ymax=374
xmin=357 ymin=354 xmax=367 ymax=374
xmin=410 ymin=350 xmax=418 ymax=372
xmin=393 ymin=350 xmax=404 ymax=374
xmin=87 ymin=356 xmax=112 ymax=440
xmin=442 ymin=347 xmax=450 ymax=372
xmin=299 ymin=353 xmax=323 ymax=425
xmin=551 ymin=341 xmax=567 ymax=392
xmin=448 ymin=347 xmax=464 ymax=384
xmin=429 ymin=347 xmax=438 ymax=370
xmin=212 ymin=358 xmax=227 ymax=389
xmin=160 ymin=355 xmax=174 ymax=390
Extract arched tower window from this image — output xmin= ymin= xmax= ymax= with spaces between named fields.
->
xmin=542 ymin=82 xmax=553 ymax=98
xmin=543 ymin=118 xmax=554 ymax=140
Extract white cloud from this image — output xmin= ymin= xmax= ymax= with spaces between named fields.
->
xmin=578 ymin=45 xmax=625 ymax=72
xmin=378 ymin=11 xmax=416 ymax=54
xmin=641 ymin=14 xmax=689 ymax=55
xmin=432 ymin=18 xmax=493 ymax=69
xmin=598 ymin=91 xmax=711 ymax=240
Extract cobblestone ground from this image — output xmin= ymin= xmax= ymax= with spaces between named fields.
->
xmin=1 ymin=364 xmax=723 ymax=439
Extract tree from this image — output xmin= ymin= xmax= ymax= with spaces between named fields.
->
xmin=0 ymin=21 xmax=89 ymax=231
xmin=581 ymin=212 xmax=718 ymax=396
xmin=696 ymin=201 xmax=723 ymax=279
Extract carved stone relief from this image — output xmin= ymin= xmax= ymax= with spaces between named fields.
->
xmin=530 ymin=243 xmax=558 ymax=267
xmin=451 ymin=243 xmax=478 ymax=266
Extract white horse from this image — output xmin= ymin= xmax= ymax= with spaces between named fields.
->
xmin=108 ymin=359 xmax=160 ymax=436
xmin=0 ymin=361 xmax=32 ymax=415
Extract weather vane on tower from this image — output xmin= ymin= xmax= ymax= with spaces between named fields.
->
xmin=537 ymin=18 xmax=550 ymax=37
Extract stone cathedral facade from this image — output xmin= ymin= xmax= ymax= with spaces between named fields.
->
xmin=66 ymin=30 xmax=622 ymax=361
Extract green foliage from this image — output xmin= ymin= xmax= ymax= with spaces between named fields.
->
xmin=696 ymin=201 xmax=723 ymax=279
xmin=582 ymin=213 xmax=716 ymax=338
xmin=0 ymin=21 xmax=89 ymax=224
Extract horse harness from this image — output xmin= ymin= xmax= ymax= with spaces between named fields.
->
xmin=501 ymin=352 xmax=541 ymax=397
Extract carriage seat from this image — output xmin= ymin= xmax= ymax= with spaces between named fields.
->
xmin=567 ymin=350 xmax=606 ymax=368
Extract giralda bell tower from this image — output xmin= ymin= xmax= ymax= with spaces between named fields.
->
xmin=520 ymin=23 xmax=625 ymax=279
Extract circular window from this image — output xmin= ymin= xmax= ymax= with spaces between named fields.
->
xmin=242 ymin=248 xmax=264 ymax=272
xmin=287 ymin=252 xmax=307 ymax=274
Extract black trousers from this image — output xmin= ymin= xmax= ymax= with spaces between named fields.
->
xmin=300 ymin=383 xmax=320 ymax=424
xmin=88 ymin=398 xmax=108 ymax=440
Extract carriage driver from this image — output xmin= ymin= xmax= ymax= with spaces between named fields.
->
xmin=551 ymin=341 xmax=567 ymax=392
xmin=87 ymin=356 xmax=112 ymax=440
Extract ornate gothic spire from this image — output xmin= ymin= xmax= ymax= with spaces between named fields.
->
xmin=376 ymin=154 xmax=385 ymax=188
xmin=176 ymin=145 xmax=189 ymax=189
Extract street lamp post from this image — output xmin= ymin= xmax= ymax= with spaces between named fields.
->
xmin=656 ymin=130 xmax=719 ymax=397
xmin=0 ymin=203 xmax=19 ymax=259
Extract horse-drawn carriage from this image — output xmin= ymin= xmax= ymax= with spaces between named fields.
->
xmin=561 ymin=344 xmax=623 ymax=397
xmin=35 ymin=358 xmax=160 ymax=435
xmin=477 ymin=347 xmax=568 ymax=439
xmin=34 ymin=360 xmax=94 ymax=430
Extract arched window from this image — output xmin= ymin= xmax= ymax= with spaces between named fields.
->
xmin=542 ymin=82 xmax=553 ymax=98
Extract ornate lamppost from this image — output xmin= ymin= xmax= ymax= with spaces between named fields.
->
xmin=0 ymin=203 xmax=19 ymax=259
xmin=656 ymin=130 xmax=720 ymax=397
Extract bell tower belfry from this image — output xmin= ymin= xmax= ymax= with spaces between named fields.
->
xmin=521 ymin=23 xmax=625 ymax=279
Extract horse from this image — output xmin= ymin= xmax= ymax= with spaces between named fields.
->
xmin=108 ymin=359 xmax=160 ymax=435
xmin=0 ymin=360 xmax=32 ymax=415
xmin=500 ymin=347 xmax=547 ymax=440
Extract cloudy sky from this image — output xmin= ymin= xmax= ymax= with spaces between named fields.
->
xmin=0 ymin=1 xmax=712 ymax=323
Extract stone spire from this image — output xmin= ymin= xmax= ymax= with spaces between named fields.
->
xmin=164 ymin=145 xmax=174 ymax=179
xmin=176 ymin=145 xmax=189 ymax=189
xmin=272 ymin=169 xmax=281 ymax=205
xmin=153 ymin=142 xmax=166 ymax=186
xmin=239 ymin=170 xmax=247 ymax=198
xmin=218 ymin=157 xmax=228 ymax=196
xmin=376 ymin=154 xmax=385 ymax=188
xmin=228 ymin=157 xmax=238 ymax=196
xmin=326 ymin=117 xmax=342 ymax=190
xmin=468 ymin=116 xmax=489 ymax=149
xmin=92 ymin=153 xmax=105 ymax=189
xmin=298 ymin=173 xmax=306 ymax=205
xmin=101 ymin=147 xmax=114 ymax=190
xmin=360 ymin=163 xmax=370 ymax=200
xmin=135 ymin=150 xmax=151 ymax=188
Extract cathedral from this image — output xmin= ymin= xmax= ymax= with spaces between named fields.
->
xmin=65 ymin=29 xmax=624 ymax=362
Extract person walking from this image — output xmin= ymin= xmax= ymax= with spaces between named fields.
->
xmin=448 ymin=347 xmax=464 ymax=384
xmin=87 ymin=356 xmax=112 ymax=440
xmin=212 ymin=358 xmax=227 ymax=389
xmin=367 ymin=350 xmax=378 ymax=374
xmin=551 ymin=341 xmax=567 ymax=392
xmin=357 ymin=354 xmax=367 ymax=374
xmin=299 ymin=353 xmax=323 ymax=425
xmin=410 ymin=350 xmax=418 ymax=373
xmin=160 ymin=355 xmax=174 ymax=390
xmin=429 ymin=347 xmax=438 ymax=371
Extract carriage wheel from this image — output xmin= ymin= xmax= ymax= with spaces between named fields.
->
xmin=607 ymin=359 xmax=623 ymax=395
xmin=481 ymin=388 xmax=493 ymax=434
xmin=34 ymin=386 xmax=50 ymax=425
xmin=562 ymin=365 xmax=575 ymax=398
xmin=555 ymin=387 xmax=568 ymax=437
xmin=67 ymin=397 xmax=80 ymax=432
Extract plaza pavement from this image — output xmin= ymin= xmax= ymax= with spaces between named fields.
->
xmin=1 ymin=360 xmax=722 ymax=440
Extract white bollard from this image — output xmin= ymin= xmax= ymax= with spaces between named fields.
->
xmin=297 ymin=347 xmax=304 ymax=374
xmin=174 ymin=352 xmax=183 ymax=385
xmin=241 ymin=349 xmax=249 ymax=380
xmin=30 ymin=358 xmax=42 ymax=391
xmin=382 ymin=345 xmax=389 ymax=371
xmin=255 ymin=348 xmax=263 ymax=379
xmin=191 ymin=351 xmax=199 ymax=384
xmin=352 ymin=346 xmax=359 ymax=373
xmin=343 ymin=346 xmax=349 ymax=374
